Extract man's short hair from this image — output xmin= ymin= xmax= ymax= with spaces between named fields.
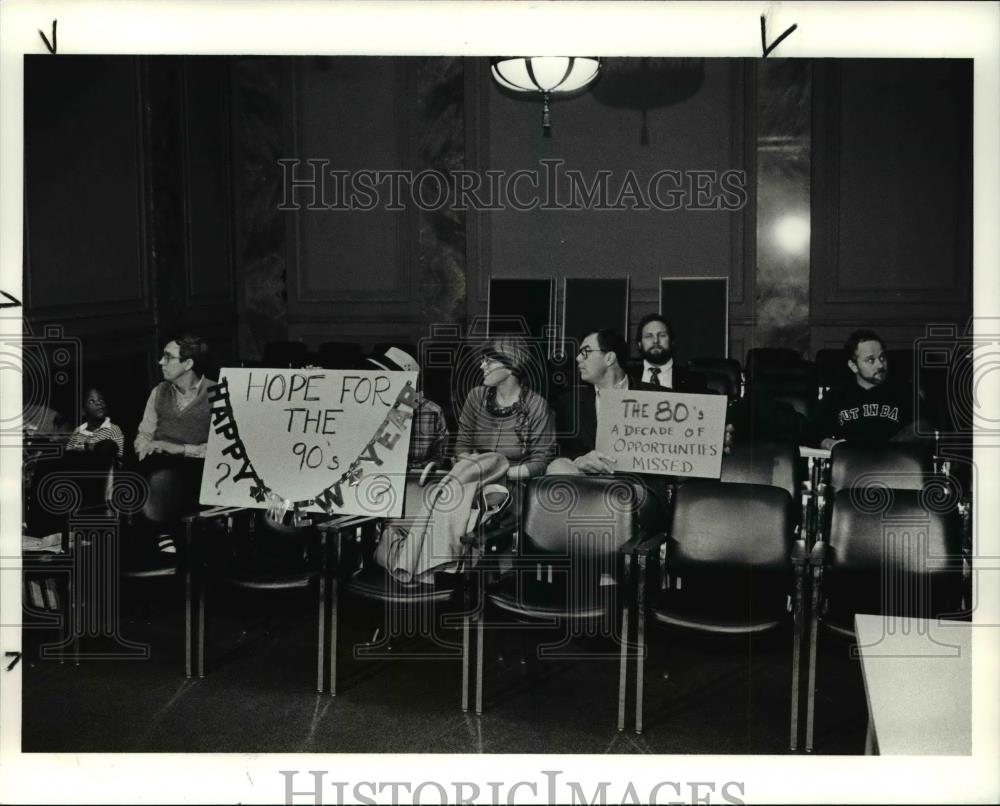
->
xmin=173 ymin=334 xmax=209 ymax=376
xmin=590 ymin=329 xmax=630 ymax=370
xmin=634 ymin=313 xmax=674 ymax=345
xmin=844 ymin=329 xmax=885 ymax=361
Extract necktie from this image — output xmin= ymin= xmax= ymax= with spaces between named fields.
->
xmin=648 ymin=367 xmax=660 ymax=386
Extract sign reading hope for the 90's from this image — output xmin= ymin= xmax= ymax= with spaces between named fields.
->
xmin=595 ymin=389 xmax=729 ymax=479
xmin=200 ymin=368 xmax=417 ymax=517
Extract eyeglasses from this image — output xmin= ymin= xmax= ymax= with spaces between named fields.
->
xmin=576 ymin=346 xmax=606 ymax=359
xmin=161 ymin=352 xmax=182 ymax=362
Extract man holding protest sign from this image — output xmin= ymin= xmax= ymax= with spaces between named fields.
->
xmin=548 ymin=328 xmax=733 ymax=477
xmin=548 ymin=329 xmax=656 ymax=475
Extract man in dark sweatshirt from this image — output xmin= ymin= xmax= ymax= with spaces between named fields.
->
xmin=806 ymin=329 xmax=928 ymax=448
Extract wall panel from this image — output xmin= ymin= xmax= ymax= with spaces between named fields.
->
xmin=810 ymin=59 xmax=972 ymax=349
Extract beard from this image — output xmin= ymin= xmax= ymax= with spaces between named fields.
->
xmin=641 ymin=346 xmax=673 ymax=366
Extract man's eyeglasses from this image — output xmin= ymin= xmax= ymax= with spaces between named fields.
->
xmin=161 ymin=352 xmax=182 ymax=362
xmin=576 ymin=346 xmax=606 ymax=359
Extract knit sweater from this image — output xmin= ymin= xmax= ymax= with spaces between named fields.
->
xmin=454 ymin=386 xmax=556 ymax=478
xmin=153 ymin=379 xmax=212 ymax=447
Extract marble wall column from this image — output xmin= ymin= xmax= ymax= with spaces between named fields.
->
xmin=753 ymin=59 xmax=812 ymax=354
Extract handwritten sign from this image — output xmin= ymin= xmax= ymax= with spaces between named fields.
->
xmin=595 ymin=389 xmax=728 ymax=479
xmin=200 ymin=368 xmax=417 ymax=517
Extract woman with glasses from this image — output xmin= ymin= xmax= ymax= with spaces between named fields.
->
xmin=454 ymin=335 xmax=556 ymax=481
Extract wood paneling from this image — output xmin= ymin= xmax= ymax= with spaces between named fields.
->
xmin=810 ymin=60 xmax=972 ymax=336
xmin=287 ymin=58 xmax=416 ymax=315
xmin=24 ymin=56 xmax=150 ymax=320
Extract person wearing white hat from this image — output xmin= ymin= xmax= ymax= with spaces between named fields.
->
xmin=367 ymin=346 xmax=448 ymax=470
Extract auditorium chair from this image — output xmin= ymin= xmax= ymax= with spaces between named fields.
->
xmin=687 ymin=357 xmax=743 ymax=399
xmin=321 ymin=475 xmax=515 ymax=708
xmin=194 ymin=508 xmax=337 ymax=690
xmin=751 ymin=360 xmax=819 ymax=416
xmin=262 ymin=340 xmax=309 ymax=369
xmin=803 ymin=485 xmax=965 ymax=752
xmin=814 ymin=348 xmax=852 ymax=396
xmin=744 ymin=348 xmax=801 ymax=386
xmin=470 ymin=474 xmax=665 ymax=728
xmin=719 ymin=439 xmax=801 ymax=498
xmin=828 ymin=442 xmax=933 ymax=493
xmin=624 ymin=480 xmax=805 ymax=748
xmin=318 ymin=341 xmax=365 ymax=369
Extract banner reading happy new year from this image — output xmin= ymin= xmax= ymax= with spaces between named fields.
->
xmin=200 ymin=368 xmax=417 ymax=517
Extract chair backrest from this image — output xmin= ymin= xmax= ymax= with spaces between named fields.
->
xmin=886 ymin=348 xmax=915 ymax=386
xmin=752 ymin=359 xmax=818 ymax=399
xmin=745 ymin=348 xmax=801 ymax=382
xmin=826 ymin=487 xmax=963 ymax=618
xmin=236 ymin=511 xmax=321 ymax=572
xmin=720 ymin=439 xmax=800 ymax=498
xmin=815 ymin=348 xmax=852 ymax=391
xmin=690 ymin=368 xmax=737 ymax=399
xmin=262 ymin=340 xmax=308 ymax=368
xmin=319 ymin=341 xmax=364 ymax=369
xmin=688 ymin=357 xmax=742 ymax=396
xmin=829 ymin=442 xmax=933 ymax=492
xmin=521 ymin=475 xmax=660 ymax=560
xmin=669 ymin=480 xmax=795 ymax=571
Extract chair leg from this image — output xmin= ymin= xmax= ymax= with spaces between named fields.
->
xmin=634 ymin=553 xmax=648 ymax=735
xmin=185 ymin=562 xmax=192 ymax=678
xmin=804 ymin=567 xmax=822 ymax=752
xmin=328 ymin=577 xmax=339 ymax=696
xmin=474 ymin=612 xmax=485 ymax=715
xmin=317 ymin=572 xmax=326 ymax=693
xmin=790 ymin=568 xmax=805 ymax=751
xmin=197 ymin=573 xmax=206 ymax=679
xmin=617 ymin=600 xmax=630 ymax=733
xmin=461 ymin=613 xmax=471 ymax=712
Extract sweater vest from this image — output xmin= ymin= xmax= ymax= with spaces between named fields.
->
xmin=153 ymin=380 xmax=212 ymax=446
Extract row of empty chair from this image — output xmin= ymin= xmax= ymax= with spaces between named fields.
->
xmin=40 ymin=437 xmax=969 ymax=753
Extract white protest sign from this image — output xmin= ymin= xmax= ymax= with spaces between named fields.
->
xmin=200 ymin=368 xmax=417 ymax=516
xmin=595 ymin=389 xmax=728 ymax=479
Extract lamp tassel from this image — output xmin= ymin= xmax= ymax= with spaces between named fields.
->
xmin=542 ymin=91 xmax=552 ymax=137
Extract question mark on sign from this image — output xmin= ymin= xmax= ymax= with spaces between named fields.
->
xmin=214 ymin=462 xmax=232 ymax=495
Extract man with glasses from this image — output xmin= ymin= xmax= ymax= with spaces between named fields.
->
xmin=134 ymin=335 xmax=213 ymax=552
xmin=548 ymin=328 xmax=733 ymax=475
xmin=547 ymin=329 xmax=657 ymax=474
xmin=135 ymin=335 xmax=213 ymax=461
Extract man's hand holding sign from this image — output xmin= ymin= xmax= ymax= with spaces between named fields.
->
xmin=595 ymin=390 xmax=730 ymax=479
xmin=200 ymin=368 xmax=417 ymax=517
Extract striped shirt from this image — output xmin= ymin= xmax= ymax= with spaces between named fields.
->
xmin=66 ymin=418 xmax=125 ymax=458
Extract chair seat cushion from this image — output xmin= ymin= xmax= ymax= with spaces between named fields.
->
xmin=222 ymin=566 xmax=317 ymax=590
xmin=650 ymin=606 xmax=783 ymax=635
xmin=486 ymin=576 xmax=614 ymax=621
xmin=342 ymin=564 xmax=458 ymax=604
xmin=120 ymin=542 xmax=178 ymax=578
xmin=649 ymin=590 xmax=786 ymax=635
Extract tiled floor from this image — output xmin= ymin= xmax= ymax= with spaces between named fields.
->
xmin=21 ymin=588 xmax=868 ymax=755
